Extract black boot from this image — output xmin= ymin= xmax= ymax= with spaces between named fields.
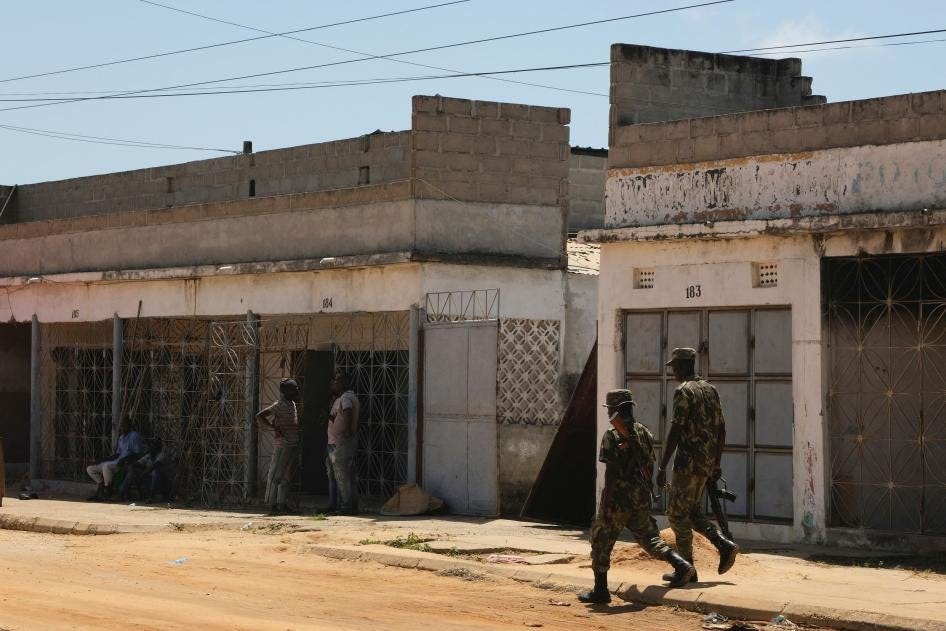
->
xmin=662 ymin=557 xmax=698 ymax=583
xmin=577 ymin=571 xmax=611 ymax=604
xmin=709 ymin=531 xmax=739 ymax=575
xmin=662 ymin=552 xmax=695 ymax=588
xmin=87 ymin=483 xmax=105 ymax=502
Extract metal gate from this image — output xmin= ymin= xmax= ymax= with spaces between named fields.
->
xmin=826 ymin=255 xmax=946 ymax=535
xmin=624 ymin=308 xmax=794 ymax=522
xmin=423 ymin=318 xmax=499 ymax=516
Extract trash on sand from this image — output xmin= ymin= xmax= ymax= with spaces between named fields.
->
xmin=524 ymin=624 xmax=542 ymax=628
xmin=241 ymin=522 xmax=253 ymax=531
xmin=380 ymin=483 xmax=444 ymax=516
xmin=169 ymin=557 xmax=189 ymax=566
xmin=769 ymin=614 xmax=797 ymax=629
xmin=129 ymin=503 xmax=136 ymax=507
xmin=486 ymin=554 xmax=529 ymax=564
xmin=704 ymin=613 xmax=729 ymax=624
xmin=548 ymin=599 xmax=571 ymax=607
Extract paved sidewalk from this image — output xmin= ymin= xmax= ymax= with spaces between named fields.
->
xmin=2 ymin=496 xmax=945 ymax=631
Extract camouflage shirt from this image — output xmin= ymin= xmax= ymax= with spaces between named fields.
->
xmin=599 ymin=423 xmax=656 ymax=508
xmin=670 ymin=378 xmax=724 ymax=477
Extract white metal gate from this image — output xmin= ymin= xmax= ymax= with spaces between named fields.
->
xmin=624 ymin=308 xmax=794 ymax=522
xmin=422 ymin=320 xmax=499 ymax=516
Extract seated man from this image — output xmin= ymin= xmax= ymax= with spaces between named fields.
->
xmin=86 ymin=417 xmax=143 ymax=501
xmin=120 ymin=438 xmax=175 ymax=503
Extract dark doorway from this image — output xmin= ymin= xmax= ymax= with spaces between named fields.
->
xmin=298 ymin=350 xmax=334 ymax=494
xmin=0 ymin=323 xmax=31 ymax=473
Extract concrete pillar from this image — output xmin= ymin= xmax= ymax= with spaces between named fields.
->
xmin=244 ymin=311 xmax=260 ymax=499
xmin=29 ymin=315 xmax=40 ymax=481
xmin=111 ymin=314 xmax=123 ymax=443
xmin=407 ymin=306 xmax=421 ymax=483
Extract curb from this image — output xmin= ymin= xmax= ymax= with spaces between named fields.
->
xmin=307 ymin=543 xmax=944 ymax=631
xmin=0 ymin=514 xmax=239 ymax=536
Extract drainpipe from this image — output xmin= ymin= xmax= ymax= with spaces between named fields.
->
xmin=244 ymin=311 xmax=260 ymax=499
xmin=112 ymin=314 xmax=123 ymax=443
xmin=29 ymin=314 xmax=40 ymax=481
xmin=407 ymin=305 xmax=421 ymax=484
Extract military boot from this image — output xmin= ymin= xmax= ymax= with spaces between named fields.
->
xmin=661 ymin=552 xmax=695 ymax=588
xmin=662 ymin=557 xmax=698 ymax=583
xmin=709 ymin=531 xmax=739 ymax=575
xmin=577 ymin=571 xmax=611 ymax=604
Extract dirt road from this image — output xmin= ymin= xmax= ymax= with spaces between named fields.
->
xmin=0 ymin=528 xmax=704 ymax=631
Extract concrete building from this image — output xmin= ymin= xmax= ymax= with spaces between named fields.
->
xmin=0 ymin=94 xmax=597 ymax=516
xmin=586 ymin=45 xmax=946 ymax=546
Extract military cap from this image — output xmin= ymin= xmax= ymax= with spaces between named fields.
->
xmin=602 ymin=389 xmax=634 ymax=408
xmin=666 ymin=347 xmax=696 ymax=365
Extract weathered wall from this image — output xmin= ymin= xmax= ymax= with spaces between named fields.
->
xmin=562 ymin=271 xmax=597 ymax=397
xmin=568 ymin=149 xmax=607 ymax=232
xmin=593 ymin=220 xmax=946 ymax=544
xmin=499 ymin=423 xmax=557 ymax=514
xmin=607 ymin=139 xmax=946 ymax=227
xmin=411 ymin=95 xmax=571 ymax=209
xmin=4 ymin=132 xmax=410 ymax=222
xmin=0 ymin=323 xmax=30 ymax=467
xmin=609 ymin=44 xmax=824 ymax=144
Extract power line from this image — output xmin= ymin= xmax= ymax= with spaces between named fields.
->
xmin=743 ymin=36 xmax=946 ymax=56
xmin=722 ymin=28 xmax=946 ymax=54
xmin=0 ymin=0 xmax=733 ymax=114
xmin=0 ymin=123 xmax=239 ymax=153
xmin=0 ymin=0 xmax=470 ymax=85
xmin=0 ymin=63 xmax=613 ymax=102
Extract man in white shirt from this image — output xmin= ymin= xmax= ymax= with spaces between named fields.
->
xmin=86 ymin=417 xmax=143 ymax=501
xmin=326 ymin=371 xmax=360 ymax=515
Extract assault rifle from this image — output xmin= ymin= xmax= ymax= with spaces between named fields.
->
xmin=708 ymin=476 xmax=737 ymax=540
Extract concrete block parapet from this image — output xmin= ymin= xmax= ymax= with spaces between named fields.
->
xmin=609 ymin=89 xmax=946 ymax=170
xmin=410 ymin=95 xmax=570 ymax=209
xmin=608 ymin=43 xmax=825 ymax=146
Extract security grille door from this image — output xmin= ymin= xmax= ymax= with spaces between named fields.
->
xmin=422 ymin=320 xmax=499 ymax=516
xmin=826 ymin=255 xmax=946 ymax=535
xmin=625 ymin=308 xmax=793 ymax=522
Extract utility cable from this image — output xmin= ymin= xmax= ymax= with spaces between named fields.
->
xmin=0 ymin=122 xmax=239 ymax=153
xmin=0 ymin=0 xmax=733 ymax=113
xmin=0 ymin=0 xmax=470 ymax=85
xmin=722 ymin=28 xmax=946 ymax=54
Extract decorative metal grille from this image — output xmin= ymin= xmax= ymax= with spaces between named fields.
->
xmin=330 ymin=312 xmax=410 ymax=498
xmin=826 ymin=255 xmax=946 ymax=535
xmin=425 ymin=289 xmax=500 ymax=323
xmin=38 ymin=322 xmax=113 ymax=481
xmin=497 ymin=318 xmax=562 ymax=425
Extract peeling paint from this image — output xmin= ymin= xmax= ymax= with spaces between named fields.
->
xmin=606 ymin=140 xmax=946 ymax=228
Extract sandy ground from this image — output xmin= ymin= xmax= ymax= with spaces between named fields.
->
xmin=0 ymin=528 xmax=706 ymax=631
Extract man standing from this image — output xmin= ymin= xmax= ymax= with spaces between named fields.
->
xmin=326 ymin=371 xmax=360 ymax=515
xmin=256 ymin=378 xmax=300 ymax=516
xmin=578 ymin=389 xmax=695 ymax=604
xmin=657 ymin=348 xmax=738 ymax=582
xmin=86 ymin=416 xmax=143 ymax=501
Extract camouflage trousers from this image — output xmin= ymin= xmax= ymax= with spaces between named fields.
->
xmin=590 ymin=486 xmax=672 ymax=573
xmin=667 ymin=472 xmax=721 ymax=562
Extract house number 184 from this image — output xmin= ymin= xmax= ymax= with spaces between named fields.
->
xmin=685 ymin=285 xmax=702 ymax=299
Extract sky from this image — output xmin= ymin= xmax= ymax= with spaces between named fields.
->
xmin=1 ymin=0 xmax=944 ymax=184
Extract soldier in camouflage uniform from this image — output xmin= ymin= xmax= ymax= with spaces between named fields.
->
xmin=656 ymin=348 xmax=738 ymax=583
xmin=578 ymin=389 xmax=695 ymax=604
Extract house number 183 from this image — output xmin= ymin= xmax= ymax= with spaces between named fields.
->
xmin=685 ymin=285 xmax=702 ymax=299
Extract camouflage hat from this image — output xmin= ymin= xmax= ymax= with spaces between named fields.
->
xmin=602 ymin=389 xmax=634 ymax=408
xmin=666 ymin=347 xmax=697 ymax=365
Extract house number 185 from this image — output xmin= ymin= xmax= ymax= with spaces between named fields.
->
xmin=685 ymin=285 xmax=702 ymax=299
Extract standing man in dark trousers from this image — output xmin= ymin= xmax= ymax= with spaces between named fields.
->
xmin=326 ymin=371 xmax=360 ymax=515
xmin=578 ymin=389 xmax=695 ymax=604
xmin=657 ymin=348 xmax=738 ymax=582
xmin=256 ymin=378 xmax=300 ymax=516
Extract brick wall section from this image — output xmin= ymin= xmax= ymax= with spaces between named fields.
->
xmin=609 ymin=44 xmax=825 ymax=149
xmin=567 ymin=149 xmax=607 ymax=231
xmin=5 ymin=131 xmax=410 ymax=222
xmin=609 ymin=90 xmax=946 ymax=169
xmin=410 ymin=95 xmax=571 ymax=207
